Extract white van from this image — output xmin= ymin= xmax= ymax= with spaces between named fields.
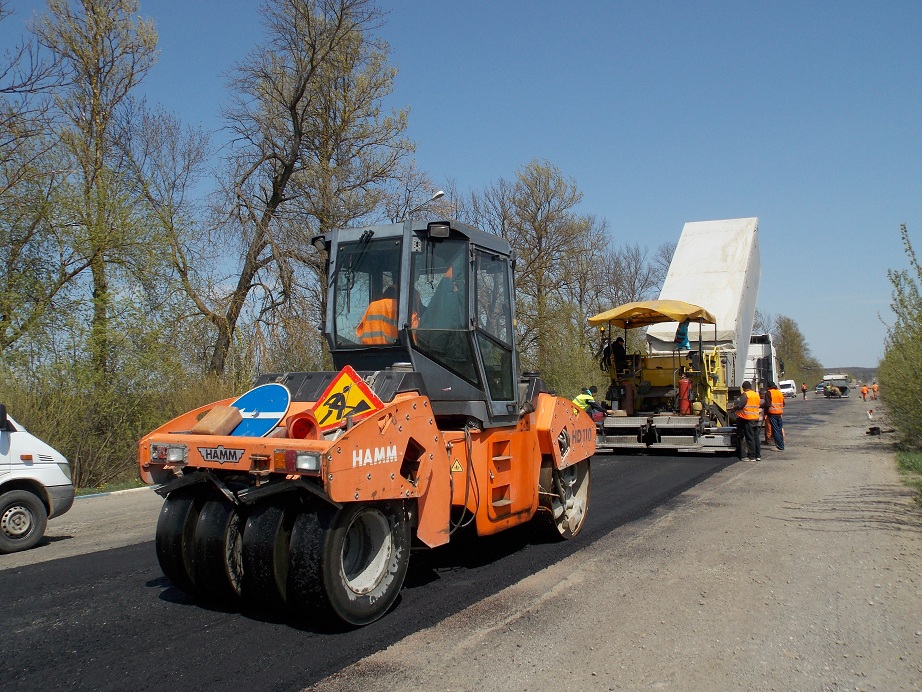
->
xmin=0 ymin=404 xmax=75 ymax=553
xmin=778 ymin=380 xmax=797 ymax=398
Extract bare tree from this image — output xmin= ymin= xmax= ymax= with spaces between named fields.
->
xmin=752 ymin=308 xmax=773 ymax=334
xmin=563 ymin=213 xmax=609 ymax=344
xmin=650 ymin=240 xmax=676 ymax=289
xmin=190 ymin=0 xmax=411 ymax=375
xmin=597 ymin=242 xmax=661 ymax=310
xmin=382 ymin=161 xmax=451 ymax=223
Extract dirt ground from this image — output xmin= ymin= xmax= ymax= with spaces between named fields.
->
xmin=311 ymin=398 xmax=922 ymax=691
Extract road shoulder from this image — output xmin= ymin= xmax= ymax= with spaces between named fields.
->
xmin=310 ymin=399 xmax=922 ymax=691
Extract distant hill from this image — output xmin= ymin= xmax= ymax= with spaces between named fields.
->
xmin=826 ymin=367 xmax=878 ymax=383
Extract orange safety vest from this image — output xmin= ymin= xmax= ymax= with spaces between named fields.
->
xmin=768 ymin=389 xmax=784 ymax=415
xmin=356 ymin=298 xmax=398 ymax=344
xmin=738 ymin=390 xmax=761 ymax=420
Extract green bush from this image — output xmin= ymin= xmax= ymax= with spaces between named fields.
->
xmin=0 ymin=367 xmax=238 ymax=489
xmin=880 ymin=225 xmax=922 ymax=449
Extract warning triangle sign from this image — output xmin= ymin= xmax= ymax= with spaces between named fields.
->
xmin=312 ymin=365 xmax=385 ymax=431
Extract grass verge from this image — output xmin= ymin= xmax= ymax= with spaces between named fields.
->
xmin=76 ymin=478 xmax=147 ymax=496
xmin=896 ymin=450 xmax=922 ymax=505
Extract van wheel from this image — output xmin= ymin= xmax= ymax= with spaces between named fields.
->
xmin=0 ymin=490 xmax=48 ymax=554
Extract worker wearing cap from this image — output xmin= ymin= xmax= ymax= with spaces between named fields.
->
xmin=600 ymin=337 xmax=627 ymax=373
xmin=765 ymin=381 xmax=785 ymax=451
xmin=730 ymin=380 xmax=761 ymax=461
xmin=573 ymin=386 xmax=606 ymax=417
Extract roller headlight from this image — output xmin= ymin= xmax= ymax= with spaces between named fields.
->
xmin=295 ymin=451 xmax=322 ymax=473
xmin=151 ymin=443 xmax=188 ymax=464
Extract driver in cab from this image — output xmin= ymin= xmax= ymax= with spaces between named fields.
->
xmin=355 ymin=285 xmax=398 ymax=345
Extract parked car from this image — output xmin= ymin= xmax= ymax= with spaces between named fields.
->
xmin=0 ymin=404 xmax=74 ymax=553
xmin=778 ymin=380 xmax=797 ymax=398
xmin=814 ymin=383 xmax=826 ymax=396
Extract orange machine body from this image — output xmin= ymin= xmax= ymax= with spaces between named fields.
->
xmin=139 ymin=377 xmax=595 ymax=548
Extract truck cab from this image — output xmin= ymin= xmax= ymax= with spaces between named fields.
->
xmin=322 ymin=219 xmax=520 ymax=428
xmin=0 ymin=404 xmax=75 ymax=553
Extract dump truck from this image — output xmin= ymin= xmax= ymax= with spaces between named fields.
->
xmin=139 ymin=219 xmax=594 ymax=626
xmin=646 ymin=217 xmax=760 ymax=387
xmin=591 ymin=217 xmax=760 ymax=453
xmin=822 ymin=373 xmax=850 ymax=398
xmin=743 ymin=333 xmax=784 ymax=393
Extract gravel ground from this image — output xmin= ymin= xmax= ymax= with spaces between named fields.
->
xmin=311 ymin=398 xmax=922 ymax=692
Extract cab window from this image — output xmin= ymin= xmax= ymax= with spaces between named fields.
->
xmin=409 ymin=237 xmax=480 ymax=386
xmin=332 ymin=238 xmax=401 ymax=347
xmin=475 ymin=250 xmax=514 ymax=401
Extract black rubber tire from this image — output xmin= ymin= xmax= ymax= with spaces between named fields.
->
xmin=537 ymin=458 xmax=591 ymax=541
xmin=0 ymin=490 xmax=48 ymax=554
xmin=242 ymin=499 xmax=296 ymax=609
xmin=155 ymin=488 xmax=204 ymax=593
xmin=288 ymin=501 xmax=410 ymax=626
xmin=193 ymin=495 xmax=245 ymax=603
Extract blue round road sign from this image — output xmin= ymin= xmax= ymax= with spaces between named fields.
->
xmin=229 ymin=383 xmax=291 ymax=437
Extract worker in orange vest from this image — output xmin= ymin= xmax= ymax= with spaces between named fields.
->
xmin=355 ymin=285 xmax=399 ymax=345
xmin=871 ymin=382 xmax=879 ymax=400
xmin=765 ymin=382 xmax=785 ymax=451
xmin=860 ymin=384 xmax=869 ymax=401
xmin=730 ymin=380 xmax=761 ymax=461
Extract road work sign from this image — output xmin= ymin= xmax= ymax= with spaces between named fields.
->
xmin=312 ymin=365 xmax=385 ymax=431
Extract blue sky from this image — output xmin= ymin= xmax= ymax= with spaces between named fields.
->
xmin=3 ymin=1 xmax=920 ymax=368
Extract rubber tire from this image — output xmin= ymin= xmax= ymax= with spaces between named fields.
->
xmin=0 ymin=490 xmax=48 ymax=554
xmin=242 ymin=499 xmax=296 ymax=609
xmin=288 ymin=501 xmax=410 ymax=626
xmin=155 ymin=488 xmax=203 ymax=593
xmin=538 ymin=458 xmax=591 ymax=541
xmin=193 ymin=495 xmax=245 ymax=603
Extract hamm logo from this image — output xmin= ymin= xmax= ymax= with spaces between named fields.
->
xmin=352 ymin=445 xmax=399 ymax=468
xmin=198 ymin=446 xmax=245 ymax=464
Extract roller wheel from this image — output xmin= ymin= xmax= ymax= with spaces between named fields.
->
xmin=242 ymin=499 xmax=296 ymax=609
xmin=155 ymin=488 xmax=204 ymax=592
xmin=288 ymin=501 xmax=410 ymax=626
xmin=0 ymin=490 xmax=47 ymax=554
xmin=193 ymin=494 xmax=245 ymax=603
xmin=539 ymin=458 xmax=590 ymax=540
